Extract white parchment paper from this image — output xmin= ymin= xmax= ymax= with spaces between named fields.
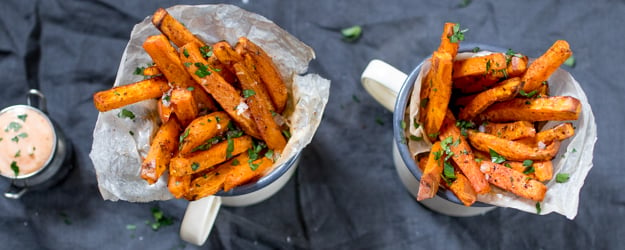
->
xmin=89 ymin=4 xmax=330 ymax=202
xmin=407 ymin=51 xmax=597 ymax=219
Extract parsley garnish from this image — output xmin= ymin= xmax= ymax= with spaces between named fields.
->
xmin=489 ymin=149 xmax=506 ymax=164
xmin=183 ymin=48 xmax=189 ymax=58
xmin=341 ymin=25 xmax=362 ymax=42
xmin=199 ymin=46 xmax=213 ymax=58
xmin=523 ymin=166 xmax=535 ymax=175
xmin=179 ymin=129 xmax=190 ymax=144
xmin=472 ymin=47 xmax=480 ymax=53
xmin=184 ymin=62 xmax=192 ymax=67
xmin=428 ymin=132 xmax=440 ymax=138
xmin=442 ymin=161 xmax=457 ymax=185
xmin=59 ymin=212 xmax=72 ymax=225
xmin=556 ymin=173 xmax=570 ymax=183
xmin=149 ymin=207 xmax=174 ymax=231
xmin=409 ymin=135 xmax=423 ymax=141
xmin=14 ymin=150 xmax=20 ymax=157
xmin=448 ymin=23 xmax=468 ymax=43
xmin=420 ymin=97 xmax=429 ymax=108
xmin=191 ymin=162 xmax=200 ymax=171
xmin=231 ymin=159 xmax=240 ymax=166
xmin=5 ymin=122 xmax=22 ymax=132
xmin=535 ymin=202 xmax=541 ymax=214
xmin=400 ymin=121 xmax=406 ymax=129
xmin=375 ymin=117 xmax=384 ymax=126
xmin=485 ymin=60 xmax=491 ymax=73
xmin=505 ymin=49 xmax=523 ymax=65
xmin=459 ymin=0 xmax=472 ymax=8
xmin=225 ymin=138 xmax=234 ymax=159
xmin=118 ymin=109 xmax=136 ymax=120
xmin=187 ymin=87 xmax=194 ymax=91
xmin=519 ymin=89 xmax=538 ymax=98
xmin=249 ymin=160 xmax=261 ymax=171
xmin=243 ymin=89 xmax=256 ymax=98
xmin=413 ymin=119 xmax=420 ymax=129
xmin=17 ymin=114 xmax=27 ymax=122
xmin=522 ymin=160 xmax=533 ymax=167
xmin=282 ymin=129 xmax=291 ymax=139
xmin=194 ymin=63 xmax=212 ymax=78
xmin=564 ymin=55 xmax=575 ymax=67
xmin=10 ymin=161 xmax=19 ymax=176
xmin=456 ymin=120 xmax=475 ymax=137
xmin=352 ymin=95 xmax=360 ymax=103
xmin=129 ymin=131 xmax=134 ymax=136
xmin=265 ymin=149 xmax=274 ymax=160
xmin=215 ymin=116 xmax=221 ymax=123
xmin=133 ymin=66 xmax=145 ymax=76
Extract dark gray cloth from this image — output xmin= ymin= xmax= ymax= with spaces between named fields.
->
xmin=1 ymin=0 xmax=623 ymax=249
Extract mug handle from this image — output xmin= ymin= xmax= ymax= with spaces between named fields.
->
xmin=180 ymin=195 xmax=222 ymax=246
xmin=27 ymin=89 xmax=47 ymax=113
xmin=360 ymin=59 xmax=408 ymax=112
xmin=4 ymin=185 xmax=28 ymax=199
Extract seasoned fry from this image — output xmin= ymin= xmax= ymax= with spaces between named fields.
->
xmin=423 ymin=51 xmax=453 ymax=139
xmin=467 ymin=130 xmax=561 ymax=161
xmin=168 ymin=174 xmax=191 ymax=199
xmin=157 ymin=97 xmax=174 ymax=123
xmin=477 ymin=96 xmax=581 ymax=122
xmin=169 ymin=135 xmax=253 ymax=176
xmin=417 ymin=142 xmax=444 ymax=201
xmin=236 ymin=37 xmax=288 ymax=113
xmin=453 ymin=54 xmax=528 ymax=94
xmin=479 ymin=161 xmax=547 ymax=201
xmin=140 ymin=118 xmax=182 ymax=184
xmin=516 ymin=122 xmax=574 ymax=146
xmin=439 ymin=111 xmax=490 ymax=194
xmin=223 ymin=152 xmax=274 ymax=192
xmin=143 ymin=65 xmax=162 ymax=77
xmin=437 ymin=22 xmax=460 ymax=56
xmin=213 ymin=41 xmax=243 ymax=74
xmin=448 ymin=171 xmax=477 ymax=206
xmin=178 ymin=111 xmax=231 ymax=156
xmin=143 ymin=35 xmax=217 ymax=112
xmin=233 ymin=62 xmax=287 ymax=151
xmin=458 ymin=77 xmax=522 ymax=121
xmin=522 ymin=40 xmax=572 ymax=92
xmin=504 ymin=160 xmax=554 ymax=182
xmin=185 ymin=163 xmax=236 ymax=201
xmin=482 ymin=120 xmax=536 ymax=140
xmin=452 ymin=53 xmax=507 ymax=79
xmin=179 ymin=42 xmax=261 ymax=139
xmin=151 ymin=8 xmax=206 ymax=48
xmin=93 ymin=76 xmax=170 ymax=112
xmin=170 ymin=88 xmax=198 ymax=126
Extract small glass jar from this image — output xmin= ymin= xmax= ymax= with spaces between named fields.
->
xmin=0 ymin=89 xmax=73 ymax=199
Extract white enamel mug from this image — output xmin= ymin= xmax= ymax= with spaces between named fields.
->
xmin=360 ymin=44 xmax=501 ymax=216
xmin=180 ymin=152 xmax=300 ymax=245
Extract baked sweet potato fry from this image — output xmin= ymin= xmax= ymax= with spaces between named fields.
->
xmin=169 ymin=135 xmax=253 ymax=176
xmin=168 ymin=174 xmax=191 ymax=199
xmin=236 ymin=37 xmax=288 ymax=113
xmin=453 ymin=53 xmax=528 ymax=94
xmin=479 ymin=161 xmax=547 ymax=201
xmin=157 ymin=97 xmax=174 ymax=123
xmin=178 ymin=111 xmax=231 ymax=156
xmin=213 ymin=41 xmax=243 ymax=75
xmin=223 ymin=152 xmax=274 ymax=192
xmin=458 ymin=77 xmax=522 ymax=121
xmin=516 ymin=122 xmax=574 ymax=146
xmin=143 ymin=35 xmax=217 ymax=112
xmin=504 ymin=160 xmax=553 ymax=182
xmin=482 ymin=120 xmax=536 ymax=140
xmin=93 ymin=76 xmax=170 ymax=112
xmin=151 ymin=8 xmax=206 ymax=48
xmin=437 ymin=22 xmax=460 ymax=56
xmin=448 ymin=170 xmax=477 ymax=206
xmin=417 ymin=142 xmax=444 ymax=201
xmin=179 ymin=42 xmax=261 ymax=139
xmin=423 ymin=51 xmax=453 ymax=139
xmin=170 ymin=88 xmax=198 ymax=126
xmin=467 ymin=130 xmax=561 ymax=161
xmin=477 ymin=96 xmax=581 ymax=122
xmin=185 ymin=163 xmax=236 ymax=201
xmin=233 ymin=62 xmax=287 ymax=151
xmin=522 ymin=40 xmax=572 ymax=92
xmin=452 ymin=53 xmax=507 ymax=79
xmin=142 ymin=65 xmax=162 ymax=77
xmin=140 ymin=118 xmax=182 ymax=184
xmin=439 ymin=111 xmax=490 ymax=194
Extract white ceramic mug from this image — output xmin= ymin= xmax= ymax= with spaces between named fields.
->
xmin=180 ymin=152 xmax=301 ymax=245
xmin=360 ymin=44 xmax=503 ymax=216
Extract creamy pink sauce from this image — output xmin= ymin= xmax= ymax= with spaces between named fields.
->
xmin=0 ymin=107 xmax=55 ymax=177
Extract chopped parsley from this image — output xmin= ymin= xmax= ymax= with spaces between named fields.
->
xmin=184 ymin=62 xmax=192 ymax=67
xmin=505 ymin=49 xmax=523 ymax=65
xmin=249 ymin=160 xmax=261 ymax=171
xmin=489 ymin=149 xmax=506 ymax=164
xmin=413 ymin=119 xmax=420 ymax=129
xmin=375 ymin=117 xmax=384 ymax=126
xmin=523 ymin=166 xmax=535 ymax=175
xmin=472 ymin=47 xmax=480 ymax=53
xmin=459 ymin=0 xmax=472 ymax=7
xmin=535 ymin=202 xmax=541 ymax=214
xmin=117 ymin=109 xmax=136 ymax=120
xmin=149 ymin=207 xmax=174 ymax=231
xmin=282 ymin=129 xmax=291 ymax=139
xmin=191 ymin=162 xmax=200 ymax=171
xmin=194 ymin=63 xmax=212 ymax=78
xmin=409 ymin=135 xmax=423 ymax=141
xmin=199 ymin=46 xmax=213 ymax=58
xmin=10 ymin=161 xmax=19 ymax=176
xmin=5 ymin=122 xmax=22 ymax=132
xmin=126 ymin=224 xmax=136 ymax=230
xmin=522 ymin=160 xmax=534 ymax=167
xmin=455 ymin=120 xmax=475 ymax=137
xmin=504 ymin=163 xmax=511 ymax=168
xmin=420 ymin=97 xmax=429 ymax=108
xmin=428 ymin=132 xmax=440 ymax=138
xmin=442 ymin=161 xmax=457 ymax=185
xmin=485 ymin=60 xmax=491 ymax=73
xmin=448 ymin=23 xmax=468 ymax=43
xmin=183 ymin=48 xmax=189 ymax=58
xmin=129 ymin=131 xmax=134 ymax=136
xmin=14 ymin=150 xmax=20 ymax=157
xmin=187 ymin=87 xmax=194 ymax=91
xmin=17 ymin=114 xmax=27 ymax=122
xmin=352 ymin=95 xmax=360 ymax=103
xmin=225 ymin=138 xmax=234 ymax=159
xmin=519 ymin=89 xmax=538 ymax=98
xmin=133 ymin=66 xmax=145 ymax=76
xmin=556 ymin=173 xmax=570 ymax=183
xmin=564 ymin=55 xmax=575 ymax=67
xmin=59 ymin=212 xmax=72 ymax=225
xmin=243 ymin=89 xmax=256 ymax=98
xmin=231 ymin=159 xmax=240 ymax=166
xmin=400 ymin=121 xmax=406 ymax=129
xmin=179 ymin=129 xmax=190 ymax=145
xmin=215 ymin=116 xmax=221 ymax=123
xmin=265 ymin=149 xmax=274 ymax=160
xmin=341 ymin=25 xmax=362 ymax=42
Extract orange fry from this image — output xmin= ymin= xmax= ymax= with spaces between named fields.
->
xmin=169 ymin=135 xmax=253 ymax=177
xmin=93 ymin=76 xmax=170 ymax=112
xmin=479 ymin=161 xmax=547 ymax=201
xmin=522 ymin=40 xmax=572 ymax=92
xmin=482 ymin=120 xmax=536 ymax=140
xmin=140 ymin=118 xmax=182 ymax=184
xmin=417 ymin=142 xmax=444 ymax=201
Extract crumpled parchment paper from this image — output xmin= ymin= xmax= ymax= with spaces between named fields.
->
xmin=407 ymin=51 xmax=596 ymax=219
xmin=89 ymin=4 xmax=330 ymax=202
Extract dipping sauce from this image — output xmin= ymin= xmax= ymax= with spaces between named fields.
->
xmin=0 ymin=106 xmax=55 ymax=178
